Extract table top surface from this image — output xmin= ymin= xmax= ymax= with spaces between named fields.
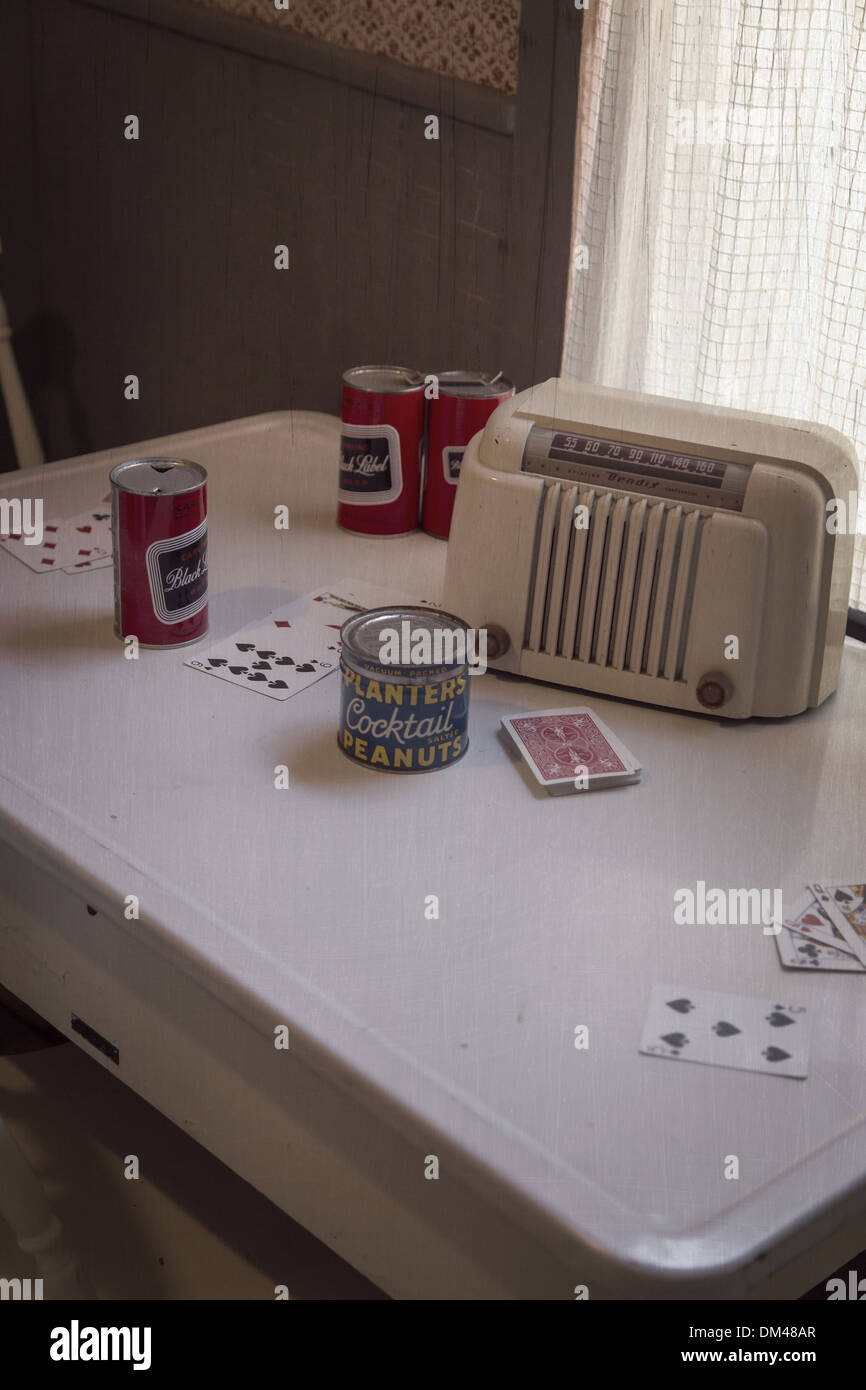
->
xmin=2 ymin=410 xmax=865 ymax=1283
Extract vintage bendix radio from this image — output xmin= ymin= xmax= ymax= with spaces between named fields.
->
xmin=443 ymin=378 xmax=858 ymax=718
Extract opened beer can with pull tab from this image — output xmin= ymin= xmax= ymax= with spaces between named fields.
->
xmin=110 ymin=457 xmax=208 ymax=649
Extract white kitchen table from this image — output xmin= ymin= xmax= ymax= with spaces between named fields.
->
xmin=1 ymin=411 xmax=865 ymax=1300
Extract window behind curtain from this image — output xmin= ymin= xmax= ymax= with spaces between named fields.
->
xmin=563 ymin=0 xmax=866 ymax=608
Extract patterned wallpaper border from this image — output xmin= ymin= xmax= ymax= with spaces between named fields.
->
xmin=179 ymin=0 xmax=521 ymax=94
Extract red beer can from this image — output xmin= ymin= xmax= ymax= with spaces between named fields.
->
xmin=110 ymin=457 xmax=208 ymax=648
xmin=421 ymin=371 xmax=515 ymax=539
xmin=338 ymin=365 xmax=425 ymax=536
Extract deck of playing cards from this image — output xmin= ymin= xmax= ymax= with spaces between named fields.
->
xmin=500 ymin=707 xmax=641 ymax=795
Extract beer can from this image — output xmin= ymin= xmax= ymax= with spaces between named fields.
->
xmin=110 ymin=457 xmax=208 ymax=648
xmin=421 ymin=371 xmax=515 ymax=539
xmin=338 ymin=365 xmax=425 ymax=536
xmin=338 ymin=606 xmax=471 ymax=772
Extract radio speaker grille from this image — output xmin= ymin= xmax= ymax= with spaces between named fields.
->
xmin=523 ymin=484 xmax=705 ymax=679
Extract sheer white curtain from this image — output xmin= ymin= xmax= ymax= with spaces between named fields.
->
xmin=563 ymin=0 xmax=866 ymax=607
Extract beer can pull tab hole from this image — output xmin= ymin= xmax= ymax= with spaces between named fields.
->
xmin=151 ymin=464 xmax=173 ymax=493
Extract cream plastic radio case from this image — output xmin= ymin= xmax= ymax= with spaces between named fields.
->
xmin=443 ymin=378 xmax=858 ymax=718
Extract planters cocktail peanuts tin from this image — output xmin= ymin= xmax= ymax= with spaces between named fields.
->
xmin=339 ymin=606 xmax=471 ymax=772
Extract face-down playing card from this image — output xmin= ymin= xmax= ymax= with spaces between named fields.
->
xmin=500 ymin=706 xmax=640 ymax=793
xmin=640 ymin=984 xmax=810 ymax=1078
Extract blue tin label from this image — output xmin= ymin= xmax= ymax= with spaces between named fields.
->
xmin=339 ymin=660 xmax=469 ymax=772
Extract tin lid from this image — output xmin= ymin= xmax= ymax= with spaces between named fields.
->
xmin=109 ymin=457 xmax=208 ymax=496
xmin=436 ymin=370 xmax=514 ymax=398
xmin=341 ymin=605 xmax=472 ymax=682
xmin=342 ymin=365 xmax=425 ymax=394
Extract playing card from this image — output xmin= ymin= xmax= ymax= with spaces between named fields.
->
xmin=775 ymin=925 xmax=865 ymax=972
xmin=303 ymin=579 xmax=405 ymax=628
xmin=63 ymin=554 xmax=113 ymax=574
xmin=187 ymin=614 xmax=341 ymax=700
xmin=187 ymin=580 xmax=432 ymax=700
xmin=500 ymin=706 xmax=641 ymax=794
xmin=640 ymin=984 xmax=810 ymax=1078
xmin=809 ymin=883 xmax=866 ymax=966
xmin=0 ymin=495 xmax=112 ymax=573
xmin=781 ymin=892 xmax=854 ymax=952
xmin=0 ymin=518 xmax=69 ymax=571
xmin=53 ymin=504 xmax=112 ymax=567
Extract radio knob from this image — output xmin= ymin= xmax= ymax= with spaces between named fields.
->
xmin=696 ymin=673 xmax=732 ymax=709
xmin=483 ymin=624 xmax=511 ymax=659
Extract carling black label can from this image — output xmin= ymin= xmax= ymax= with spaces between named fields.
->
xmin=110 ymin=457 xmax=208 ymax=648
xmin=338 ymin=366 xmax=425 ymax=536
xmin=421 ymin=371 xmax=514 ymax=539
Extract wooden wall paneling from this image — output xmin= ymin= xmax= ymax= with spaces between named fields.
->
xmin=503 ymin=0 xmax=582 ymax=389
xmin=0 ymin=0 xmax=578 ymax=471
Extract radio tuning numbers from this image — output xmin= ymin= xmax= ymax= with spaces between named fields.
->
xmin=520 ymin=424 xmax=750 ymax=511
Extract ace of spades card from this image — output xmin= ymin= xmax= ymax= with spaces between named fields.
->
xmin=640 ymin=985 xmax=810 ymax=1079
